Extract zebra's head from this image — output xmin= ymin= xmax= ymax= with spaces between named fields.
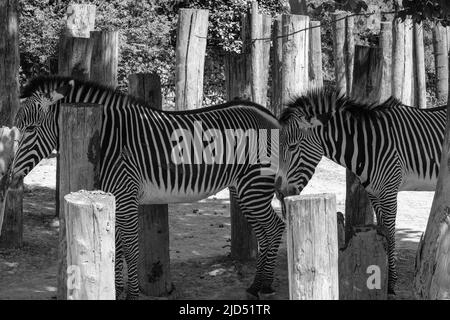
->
xmin=274 ymin=90 xmax=337 ymax=206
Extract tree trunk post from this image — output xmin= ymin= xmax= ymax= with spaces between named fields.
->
xmin=64 ymin=3 xmax=96 ymax=38
xmin=57 ymin=103 xmax=103 ymax=300
xmin=339 ymin=226 xmax=388 ymax=300
xmin=128 ymin=73 xmax=173 ymax=296
xmin=433 ymin=23 xmax=449 ymax=106
xmin=309 ymin=21 xmax=323 ymax=89
xmin=224 ymin=53 xmax=258 ymax=261
xmin=0 ymin=0 xmax=23 ymax=248
xmin=64 ymin=190 xmax=115 ymax=300
xmin=90 ymin=31 xmax=119 ymax=87
xmin=414 ymin=22 xmax=427 ymax=108
xmin=380 ymin=21 xmax=393 ymax=102
xmin=284 ymin=194 xmax=339 ymax=300
xmin=332 ymin=11 xmax=348 ymax=95
xmin=271 ymin=15 xmax=283 ymax=116
xmin=281 ymin=14 xmax=310 ymax=102
xmin=175 ymin=9 xmax=209 ymax=110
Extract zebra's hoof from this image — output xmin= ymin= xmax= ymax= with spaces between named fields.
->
xmin=258 ymin=287 xmax=276 ymax=300
xmin=245 ymin=288 xmax=259 ymax=300
xmin=126 ymin=293 xmax=140 ymax=300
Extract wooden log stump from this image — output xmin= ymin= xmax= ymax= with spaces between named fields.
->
xmin=90 ymin=31 xmax=119 ymax=87
xmin=57 ymin=103 xmax=103 ymax=300
xmin=309 ymin=21 xmax=323 ymax=90
xmin=284 ymin=194 xmax=339 ymax=300
xmin=0 ymin=0 xmax=23 ymax=248
xmin=64 ymin=4 xmax=96 ymax=38
xmin=175 ymin=9 xmax=209 ymax=110
xmin=224 ymin=54 xmax=257 ymax=262
xmin=339 ymin=225 xmax=388 ymax=300
xmin=64 ymin=190 xmax=115 ymax=300
xmin=128 ymin=73 xmax=172 ymax=296
xmin=58 ymin=36 xmax=93 ymax=80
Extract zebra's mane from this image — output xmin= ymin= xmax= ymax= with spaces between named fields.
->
xmin=21 ymin=75 xmax=276 ymax=118
xmin=279 ymin=86 xmax=403 ymax=125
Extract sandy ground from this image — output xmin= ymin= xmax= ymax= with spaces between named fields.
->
xmin=0 ymin=157 xmax=433 ymax=300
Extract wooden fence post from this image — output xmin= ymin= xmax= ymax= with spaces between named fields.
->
xmin=57 ymin=103 xmax=102 ymax=300
xmin=128 ymin=73 xmax=173 ymax=296
xmin=225 ymin=53 xmax=258 ymax=261
xmin=0 ymin=0 xmax=23 ymax=248
xmin=281 ymin=14 xmax=309 ymax=102
xmin=271 ymin=15 xmax=283 ymax=116
xmin=175 ymin=9 xmax=209 ymax=110
xmin=284 ymin=194 xmax=339 ymax=300
xmin=392 ymin=18 xmax=415 ymax=106
xmin=433 ymin=23 xmax=449 ymax=106
xmin=339 ymin=226 xmax=388 ymax=299
xmin=90 ymin=31 xmax=119 ymax=87
xmin=414 ymin=22 xmax=427 ymax=108
xmin=58 ymin=36 xmax=93 ymax=80
xmin=65 ymin=190 xmax=115 ymax=300
xmin=380 ymin=21 xmax=393 ymax=102
xmin=309 ymin=21 xmax=323 ymax=89
xmin=332 ymin=12 xmax=348 ymax=94
xmin=64 ymin=3 xmax=96 ymax=38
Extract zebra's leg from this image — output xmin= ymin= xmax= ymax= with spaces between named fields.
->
xmin=233 ymin=184 xmax=285 ymax=298
xmin=370 ymin=193 xmax=398 ymax=294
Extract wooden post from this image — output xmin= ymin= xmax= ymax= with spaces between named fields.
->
xmin=339 ymin=226 xmax=388 ymax=300
xmin=58 ymin=36 xmax=93 ymax=80
xmin=0 ymin=0 xmax=23 ymax=248
xmin=392 ymin=18 xmax=415 ymax=106
xmin=90 ymin=31 xmax=119 ymax=87
xmin=332 ymin=12 xmax=348 ymax=94
xmin=281 ymin=14 xmax=309 ymax=102
xmin=57 ymin=103 xmax=103 ymax=300
xmin=128 ymin=73 xmax=172 ymax=296
xmin=248 ymin=1 xmax=271 ymax=106
xmin=224 ymin=55 xmax=258 ymax=261
xmin=288 ymin=0 xmax=307 ymax=14
xmin=433 ymin=23 xmax=449 ymax=106
xmin=64 ymin=3 xmax=96 ymax=38
xmin=414 ymin=22 xmax=427 ymax=108
xmin=345 ymin=15 xmax=355 ymax=96
xmin=345 ymin=45 xmax=385 ymax=240
xmin=284 ymin=194 xmax=338 ymax=300
xmin=64 ymin=190 xmax=115 ymax=300
xmin=380 ymin=21 xmax=393 ymax=102
xmin=309 ymin=21 xmax=323 ymax=89
xmin=271 ymin=16 xmax=283 ymax=116
xmin=175 ymin=9 xmax=209 ymax=110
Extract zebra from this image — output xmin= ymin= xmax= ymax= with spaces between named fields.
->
xmin=0 ymin=76 xmax=285 ymax=300
xmin=273 ymin=88 xmax=446 ymax=294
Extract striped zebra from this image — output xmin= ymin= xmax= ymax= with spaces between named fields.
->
xmin=274 ymin=88 xmax=446 ymax=294
xmin=0 ymin=76 xmax=284 ymax=300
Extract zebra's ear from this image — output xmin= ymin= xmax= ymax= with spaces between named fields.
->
xmin=51 ymin=80 xmax=75 ymax=102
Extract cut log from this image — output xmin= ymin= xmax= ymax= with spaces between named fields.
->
xmin=128 ymin=73 xmax=172 ymax=296
xmin=271 ymin=15 xmax=283 ymax=116
xmin=90 ymin=31 xmax=119 ymax=87
xmin=414 ymin=22 xmax=427 ymax=108
xmin=339 ymin=225 xmax=388 ymax=300
xmin=64 ymin=190 xmax=115 ymax=300
xmin=57 ymin=103 xmax=103 ymax=300
xmin=284 ymin=194 xmax=339 ymax=300
xmin=175 ymin=9 xmax=209 ymax=110
xmin=380 ymin=21 xmax=393 ymax=102
xmin=64 ymin=4 xmax=96 ymax=38
xmin=309 ymin=21 xmax=323 ymax=90
xmin=433 ymin=23 xmax=449 ymax=106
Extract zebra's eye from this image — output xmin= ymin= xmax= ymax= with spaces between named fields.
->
xmin=288 ymin=144 xmax=297 ymax=151
xmin=25 ymin=125 xmax=38 ymax=132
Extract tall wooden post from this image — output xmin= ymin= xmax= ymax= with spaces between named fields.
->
xmin=392 ymin=18 xmax=415 ymax=106
xmin=414 ymin=22 xmax=427 ymax=108
xmin=58 ymin=37 xmax=93 ymax=80
xmin=309 ymin=21 xmax=323 ymax=89
xmin=433 ymin=23 xmax=449 ymax=106
xmin=332 ymin=12 xmax=348 ymax=94
xmin=128 ymin=73 xmax=172 ymax=296
xmin=64 ymin=190 xmax=115 ymax=300
xmin=271 ymin=16 xmax=283 ymax=116
xmin=175 ymin=9 xmax=209 ymax=110
xmin=380 ymin=21 xmax=393 ymax=102
xmin=225 ymin=52 xmax=258 ymax=261
xmin=281 ymin=14 xmax=309 ymax=102
xmin=284 ymin=194 xmax=339 ymax=300
xmin=90 ymin=31 xmax=119 ymax=87
xmin=0 ymin=0 xmax=23 ymax=248
xmin=57 ymin=103 xmax=102 ymax=300
xmin=248 ymin=1 xmax=271 ymax=107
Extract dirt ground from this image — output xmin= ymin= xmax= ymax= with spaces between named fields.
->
xmin=0 ymin=157 xmax=433 ymax=300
